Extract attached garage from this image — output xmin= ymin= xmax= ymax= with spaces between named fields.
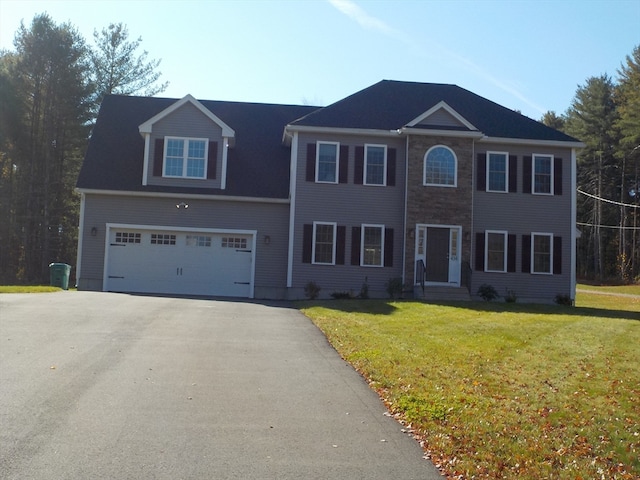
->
xmin=104 ymin=225 xmax=255 ymax=298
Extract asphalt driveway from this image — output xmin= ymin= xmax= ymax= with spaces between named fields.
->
xmin=0 ymin=292 xmax=442 ymax=479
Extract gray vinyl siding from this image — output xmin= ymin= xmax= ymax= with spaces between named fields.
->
xmin=78 ymin=193 xmax=289 ymax=298
xmin=472 ymin=143 xmax=573 ymax=302
xmin=146 ymin=102 xmax=224 ymax=188
xmin=290 ymin=133 xmax=406 ymax=298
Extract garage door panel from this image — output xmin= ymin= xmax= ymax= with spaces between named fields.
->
xmin=105 ymin=228 xmax=253 ymax=297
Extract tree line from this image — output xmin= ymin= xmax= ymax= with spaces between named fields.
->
xmin=542 ymin=45 xmax=640 ymax=283
xmin=0 ymin=14 xmax=167 ymax=284
xmin=0 ymin=13 xmax=638 ymax=285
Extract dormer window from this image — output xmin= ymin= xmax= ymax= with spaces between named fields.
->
xmin=164 ymin=137 xmax=208 ymax=178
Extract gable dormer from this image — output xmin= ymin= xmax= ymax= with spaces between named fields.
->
xmin=139 ymin=94 xmax=235 ymax=189
xmin=405 ymin=101 xmax=481 ymax=136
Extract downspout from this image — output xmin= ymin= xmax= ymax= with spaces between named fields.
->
xmin=75 ymin=192 xmax=86 ymax=288
xmin=401 ymin=131 xmax=409 ymax=288
xmin=221 ymin=138 xmax=229 ymax=190
xmin=286 ymin=131 xmax=299 ymax=290
xmin=571 ymin=147 xmax=577 ymax=303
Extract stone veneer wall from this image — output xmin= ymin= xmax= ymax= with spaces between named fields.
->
xmin=405 ymin=135 xmax=474 ymax=285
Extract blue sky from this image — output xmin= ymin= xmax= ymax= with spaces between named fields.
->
xmin=1 ymin=0 xmax=638 ymax=120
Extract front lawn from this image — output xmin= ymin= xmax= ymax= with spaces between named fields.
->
xmin=0 ymin=285 xmax=62 ymax=293
xmin=301 ymin=291 xmax=639 ymax=479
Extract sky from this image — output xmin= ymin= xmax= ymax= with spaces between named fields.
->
xmin=1 ymin=0 xmax=638 ymax=120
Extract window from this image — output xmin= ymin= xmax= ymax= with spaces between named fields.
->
xmin=115 ymin=232 xmax=141 ymax=244
xmin=533 ymin=154 xmax=553 ymax=194
xmin=364 ymin=144 xmax=386 ymax=185
xmin=424 ymin=145 xmax=457 ymax=186
xmin=186 ymin=235 xmax=212 ymax=247
xmin=485 ymin=231 xmax=507 ymax=272
xmin=164 ymin=137 xmax=208 ymax=179
xmin=222 ymin=237 xmax=248 ymax=249
xmin=532 ymin=233 xmax=552 ymax=274
xmin=361 ymin=225 xmax=384 ymax=267
xmin=316 ymin=142 xmax=339 ymax=183
xmin=312 ymin=222 xmax=336 ymax=265
xmin=487 ymin=152 xmax=508 ymax=192
xmin=151 ymin=234 xmax=176 ymax=245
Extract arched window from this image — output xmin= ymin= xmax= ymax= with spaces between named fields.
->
xmin=424 ymin=145 xmax=457 ymax=187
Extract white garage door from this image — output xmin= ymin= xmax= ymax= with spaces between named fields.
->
xmin=105 ymin=227 xmax=254 ymax=298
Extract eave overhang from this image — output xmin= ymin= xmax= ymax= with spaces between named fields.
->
xmin=75 ymin=188 xmax=290 ymax=205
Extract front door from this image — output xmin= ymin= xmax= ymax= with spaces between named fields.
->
xmin=415 ymin=225 xmax=461 ymax=286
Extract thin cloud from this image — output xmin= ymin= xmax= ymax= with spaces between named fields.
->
xmin=327 ymin=0 xmax=546 ymax=116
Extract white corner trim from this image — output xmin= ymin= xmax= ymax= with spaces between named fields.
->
xmin=221 ymin=137 xmax=229 ymax=190
xmin=75 ymin=192 xmax=86 ymax=287
xmin=141 ymin=133 xmax=150 ymax=186
xmin=287 ymin=131 xmax=299 ymax=288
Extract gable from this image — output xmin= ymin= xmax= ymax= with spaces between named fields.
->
xmin=407 ymin=101 xmax=478 ymax=132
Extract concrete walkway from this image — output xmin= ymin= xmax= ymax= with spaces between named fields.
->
xmin=0 ymin=292 xmax=443 ymax=479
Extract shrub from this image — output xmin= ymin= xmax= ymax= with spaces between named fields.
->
xmin=554 ymin=293 xmax=573 ymax=306
xmin=477 ymin=283 xmax=499 ymax=302
xmin=504 ymin=289 xmax=517 ymax=303
xmin=331 ymin=291 xmax=353 ymax=300
xmin=385 ymin=277 xmax=403 ymax=299
xmin=358 ymin=277 xmax=369 ymax=299
xmin=304 ymin=281 xmax=320 ymax=300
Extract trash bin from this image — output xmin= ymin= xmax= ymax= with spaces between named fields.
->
xmin=49 ymin=263 xmax=71 ymax=290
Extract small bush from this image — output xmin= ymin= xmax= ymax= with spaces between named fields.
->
xmin=385 ymin=277 xmax=403 ymax=299
xmin=477 ymin=283 xmax=499 ymax=302
xmin=504 ymin=289 xmax=517 ymax=303
xmin=331 ymin=291 xmax=353 ymax=300
xmin=555 ymin=293 xmax=573 ymax=306
xmin=358 ymin=277 xmax=369 ymax=299
xmin=304 ymin=281 xmax=320 ymax=300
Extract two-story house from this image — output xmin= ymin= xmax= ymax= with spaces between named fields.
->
xmin=76 ymin=80 xmax=583 ymax=303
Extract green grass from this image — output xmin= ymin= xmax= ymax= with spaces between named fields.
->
xmin=577 ymin=283 xmax=640 ymax=296
xmin=0 ymin=285 xmax=62 ymax=293
xmin=301 ymin=290 xmax=639 ymax=479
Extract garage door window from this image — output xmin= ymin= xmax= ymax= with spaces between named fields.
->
xmin=151 ymin=234 xmax=176 ymax=245
xmin=187 ymin=235 xmax=212 ymax=247
xmin=115 ymin=232 xmax=141 ymax=244
xmin=222 ymin=237 xmax=247 ymax=249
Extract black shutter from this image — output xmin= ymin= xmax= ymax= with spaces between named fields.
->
xmin=475 ymin=232 xmax=485 ymax=271
xmin=509 ymin=155 xmax=518 ymax=193
xmin=306 ymin=143 xmax=316 ymax=182
xmin=302 ymin=224 xmax=313 ymax=263
xmin=477 ymin=153 xmax=486 ymax=191
xmin=339 ymin=145 xmax=349 ymax=183
xmin=354 ymin=146 xmax=364 ymax=185
xmin=351 ymin=227 xmax=361 ymax=265
xmin=384 ymin=228 xmax=394 ymax=267
xmin=522 ymin=235 xmax=531 ymax=273
xmin=553 ymin=236 xmax=562 ymax=274
xmin=336 ymin=226 xmax=346 ymax=265
xmin=387 ymin=148 xmax=396 ymax=186
xmin=554 ymin=158 xmax=563 ymax=195
xmin=507 ymin=234 xmax=516 ymax=272
xmin=153 ymin=138 xmax=164 ymax=176
xmin=523 ymin=156 xmax=532 ymax=194
xmin=207 ymin=141 xmax=218 ymax=179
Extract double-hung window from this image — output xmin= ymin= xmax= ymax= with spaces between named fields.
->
xmin=313 ymin=222 xmax=336 ymax=265
xmin=485 ymin=231 xmax=507 ymax=272
xmin=164 ymin=137 xmax=208 ymax=179
xmin=531 ymin=233 xmax=553 ymax=274
xmin=361 ymin=224 xmax=384 ymax=267
xmin=424 ymin=145 xmax=457 ymax=187
xmin=533 ymin=154 xmax=553 ymax=194
xmin=364 ymin=144 xmax=387 ymax=186
xmin=316 ymin=142 xmax=339 ymax=183
xmin=487 ymin=152 xmax=508 ymax=192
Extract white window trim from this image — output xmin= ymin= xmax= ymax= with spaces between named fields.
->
xmin=485 ymin=230 xmax=508 ymax=273
xmin=423 ymin=145 xmax=457 ymax=188
xmin=486 ymin=151 xmax=509 ymax=193
xmin=315 ymin=141 xmax=340 ymax=184
xmin=364 ymin=144 xmax=387 ymax=186
xmin=532 ymin=153 xmax=554 ymax=195
xmin=312 ymin=221 xmax=337 ymax=265
xmin=360 ymin=223 xmax=385 ymax=267
xmin=531 ymin=232 xmax=554 ymax=275
xmin=164 ymin=136 xmax=209 ymax=179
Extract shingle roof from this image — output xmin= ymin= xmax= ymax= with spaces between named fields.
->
xmin=290 ymin=80 xmax=579 ymax=143
xmin=77 ymin=95 xmax=317 ymax=198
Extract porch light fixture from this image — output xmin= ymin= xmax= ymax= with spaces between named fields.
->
xmin=176 ymin=202 xmax=189 ymax=209
xmin=91 ymin=227 xmax=98 ymax=236
xmin=264 ymin=235 xmax=271 ymax=245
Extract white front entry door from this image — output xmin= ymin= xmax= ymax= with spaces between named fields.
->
xmin=415 ymin=225 xmax=461 ymax=286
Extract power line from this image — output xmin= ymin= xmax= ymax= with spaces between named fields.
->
xmin=577 ymin=188 xmax=640 ymax=209
xmin=577 ymin=222 xmax=640 ymax=231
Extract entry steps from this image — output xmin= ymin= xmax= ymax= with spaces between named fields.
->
xmin=414 ymin=285 xmax=472 ymax=302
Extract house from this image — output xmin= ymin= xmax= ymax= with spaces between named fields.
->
xmin=76 ymin=80 xmax=583 ymax=303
